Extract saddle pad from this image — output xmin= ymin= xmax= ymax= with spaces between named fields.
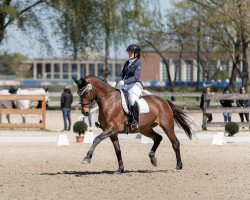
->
xmin=120 ymin=90 xmax=149 ymax=114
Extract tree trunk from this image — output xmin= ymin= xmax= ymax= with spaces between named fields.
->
xmin=145 ymin=40 xmax=175 ymax=101
xmin=103 ymin=0 xmax=110 ymax=82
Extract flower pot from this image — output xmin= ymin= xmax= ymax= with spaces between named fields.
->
xmin=76 ymin=135 xmax=84 ymax=143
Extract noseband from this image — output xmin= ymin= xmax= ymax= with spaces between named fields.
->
xmin=77 ymin=84 xmax=95 ymax=108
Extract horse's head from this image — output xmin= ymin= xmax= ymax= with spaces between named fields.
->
xmin=73 ymin=77 xmax=94 ymax=116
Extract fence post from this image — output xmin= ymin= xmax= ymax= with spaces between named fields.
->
xmin=42 ymin=96 xmax=46 ymax=129
xmin=202 ymin=94 xmax=207 ymax=130
xmin=183 ymin=93 xmax=187 ymax=110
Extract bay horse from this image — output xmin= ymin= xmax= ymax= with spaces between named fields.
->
xmin=73 ymin=76 xmax=193 ymax=174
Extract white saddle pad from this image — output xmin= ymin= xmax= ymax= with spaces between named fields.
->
xmin=120 ymin=90 xmax=149 ymax=114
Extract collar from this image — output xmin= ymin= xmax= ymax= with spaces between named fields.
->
xmin=128 ymin=58 xmax=137 ymax=67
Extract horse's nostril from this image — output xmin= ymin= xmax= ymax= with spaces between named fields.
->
xmin=81 ymin=110 xmax=89 ymax=116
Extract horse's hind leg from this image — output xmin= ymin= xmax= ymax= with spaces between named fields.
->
xmin=110 ymin=134 xmax=124 ymax=174
xmin=22 ymin=114 xmax=26 ymax=123
xmin=160 ymin=121 xmax=182 ymax=170
xmin=140 ymin=128 xmax=162 ymax=167
xmin=6 ymin=114 xmax=10 ymax=123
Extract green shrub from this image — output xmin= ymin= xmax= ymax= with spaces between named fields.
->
xmin=73 ymin=121 xmax=88 ymax=135
xmin=225 ymin=122 xmax=239 ymax=136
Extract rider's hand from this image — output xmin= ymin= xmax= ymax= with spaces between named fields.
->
xmin=118 ymin=80 xmax=124 ymax=86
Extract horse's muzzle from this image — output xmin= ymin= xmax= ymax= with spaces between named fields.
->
xmin=81 ymin=111 xmax=89 ymax=116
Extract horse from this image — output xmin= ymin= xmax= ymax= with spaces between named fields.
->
xmin=73 ymin=76 xmax=193 ymax=174
xmin=0 ymin=88 xmax=50 ymax=123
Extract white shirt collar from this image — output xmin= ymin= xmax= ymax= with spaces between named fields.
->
xmin=128 ymin=58 xmax=136 ymax=66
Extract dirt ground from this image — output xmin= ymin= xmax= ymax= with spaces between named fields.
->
xmin=0 ymin=111 xmax=250 ymax=200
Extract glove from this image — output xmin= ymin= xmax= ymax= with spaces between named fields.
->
xmin=118 ymin=80 xmax=124 ymax=86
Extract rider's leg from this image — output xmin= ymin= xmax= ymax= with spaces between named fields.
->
xmin=131 ymin=102 xmax=139 ymax=130
xmin=128 ymin=84 xmax=142 ymax=130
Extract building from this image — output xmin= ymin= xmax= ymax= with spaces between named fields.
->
xmin=140 ymin=50 xmax=233 ymax=83
xmin=30 ymin=57 xmax=125 ymax=81
xmin=19 ymin=50 xmax=234 ymax=86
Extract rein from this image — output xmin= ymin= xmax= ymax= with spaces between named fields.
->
xmin=78 ymin=86 xmax=115 ymax=108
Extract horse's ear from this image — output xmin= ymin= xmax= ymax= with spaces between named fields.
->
xmin=72 ymin=76 xmax=79 ymax=84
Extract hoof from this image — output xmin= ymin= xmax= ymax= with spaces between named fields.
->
xmin=175 ymin=165 xmax=182 ymax=171
xmin=150 ymin=157 xmax=158 ymax=167
xmin=81 ymin=158 xmax=91 ymax=164
xmin=113 ymin=169 xmax=124 ymax=175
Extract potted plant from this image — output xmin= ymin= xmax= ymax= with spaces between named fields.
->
xmin=225 ymin=122 xmax=239 ymax=137
xmin=73 ymin=121 xmax=88 ymax=143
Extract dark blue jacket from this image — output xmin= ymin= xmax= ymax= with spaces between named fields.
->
xmin=115 ymin=59 xmax=142 ymax=91
xmin=220 ymin=90 xmax=233 ymax=107
xmin=236 ymin=99 xmax=250 ymax=107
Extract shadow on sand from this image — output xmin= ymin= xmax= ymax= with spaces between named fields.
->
xmin=40 ymin=169 xmax=169 ymax=176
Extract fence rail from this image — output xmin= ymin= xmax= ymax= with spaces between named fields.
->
xmin=0 ymin=95 xmax=46 ymax=129
xmin=203 ymin=93 xmax=250 ymax=130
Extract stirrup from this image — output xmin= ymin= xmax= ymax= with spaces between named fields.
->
xmin=131 ymin=121 xmax=139 ymax=130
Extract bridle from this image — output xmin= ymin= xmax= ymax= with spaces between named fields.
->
xmin=77 ymin=83 xmax=115 ymax=109
xmin=77 ymin=84 xmax=95 ymax=108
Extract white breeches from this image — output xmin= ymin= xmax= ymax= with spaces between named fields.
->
xmin=128 ymin=82 xmax=143 ymax=105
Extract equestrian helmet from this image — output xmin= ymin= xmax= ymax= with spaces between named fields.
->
xmin=126 ymin=44 xmax=141 ymax=53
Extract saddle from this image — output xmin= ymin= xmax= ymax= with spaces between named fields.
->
xmin=119 ymin=90 xmax=149 ymax=134
xmin=119 ymin=90 xmax=149 ymax=114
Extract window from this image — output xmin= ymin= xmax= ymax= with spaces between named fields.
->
xmin=54 ymin=63 xmax=60 ymax=79
xmin=63 ymin=63 xmax=69 ymax=79
xmin=80 ymin=64 xmax=86 ymax=77
xmin=161 ymin=59 xmax=169 ymax=82
xmin=72 ymin=63 xmax=78 ymax=78
xmin=221 ymin=60 xmax=229 ymax=71
xmin=210 ymin=60 xmax=217 ymax=75
xmin=109 ymin=63 xmax=114 ymax=80
xmin=199 ymin=63 xmax=205 ymax=81
xmin=89 ymin=64 xmax=95 ymax=75
xmin=174 ymin=60 xmax=181 ymax=81
xmin=98 ymin=63 xmax=104 ymax=78
xmin=36 ymin=63 xmax=42 ymax=79
xmin=186 ymin=60 xmax=193 ymax=81
xmin=45 ymin=63 xmax=51 ymax=79
xmin=115 ymin=64 xmax=122 ymax=77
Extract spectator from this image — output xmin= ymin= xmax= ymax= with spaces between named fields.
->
xmin=220 ymin=87 xmax=233 ymax=122
xmin=200 ymin=87 xmax=213 ymax=130
xmin=61 ymin=86 xmax=73 ymax=131
xmin=236 ymin=86 xmax=249 ymax=129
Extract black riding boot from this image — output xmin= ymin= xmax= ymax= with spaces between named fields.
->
xmin=131 ymin=103 xmax=139 ymax=130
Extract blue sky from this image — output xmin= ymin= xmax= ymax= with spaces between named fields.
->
xmin=0 ymin=0 xmax=172 ymax=59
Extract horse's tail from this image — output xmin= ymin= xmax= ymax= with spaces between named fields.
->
xmin=167 ymin=100 xmax=193 ymax=140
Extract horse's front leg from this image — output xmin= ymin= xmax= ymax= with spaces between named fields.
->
xmin=82 ymin=127 xmax=114 ymax=164
xmin=110 ymin=134 xmax=124 ymax=174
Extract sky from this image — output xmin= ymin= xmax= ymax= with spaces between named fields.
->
xmin=0 ymin=0 xmax=173 ymax=59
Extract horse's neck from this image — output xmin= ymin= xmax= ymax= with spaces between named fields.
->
xmin=88 ymin=79 xmax=113 ymax=100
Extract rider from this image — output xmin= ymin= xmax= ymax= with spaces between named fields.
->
xmin=115 ymin=44 xmax=143 ymax=130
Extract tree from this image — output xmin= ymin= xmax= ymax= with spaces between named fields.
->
xmin=0 ymin=0 xmax=51 ymax=47
xmin=54 ymin=0 xmax=161 ymax=81
xmin=50 ymin=0 xmax=100 ymax=59
xmin=169 ymin=0 xmax=250 ymax=89
xmin=0 ymin=52 xmax=28 ymax=76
